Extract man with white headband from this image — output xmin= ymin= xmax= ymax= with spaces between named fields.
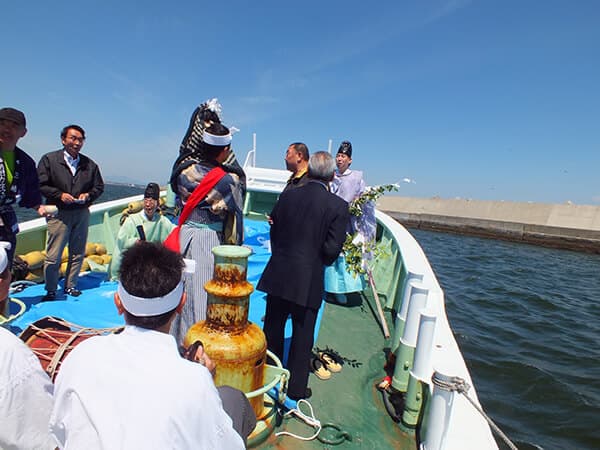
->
xmin=0 ymin=241 xmax=55 ymax=449
xmin=50 ymin=242 xmax=247 ymax=449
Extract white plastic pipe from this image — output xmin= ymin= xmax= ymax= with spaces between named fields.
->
xmin=401 ymin=282 xmax=429 ymax=347
xmin=412 ymin=309 xmax=437 ymax=381
xmin=422 ymin=368 xmax=456 ymax=450
xmin=399 ymin=272 xmax=424 ymax=323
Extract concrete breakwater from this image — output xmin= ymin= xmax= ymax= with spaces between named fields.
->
xmin=376 ymin=196 xmax=600 ymax=253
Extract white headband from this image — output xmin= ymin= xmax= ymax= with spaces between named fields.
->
xmin=118 ymin=281 xmax=184 ymax=317
xmin=203 ymin=131 xmax=232 ymax=147
xmin=0 ymin=242 xmax=10 ymax=273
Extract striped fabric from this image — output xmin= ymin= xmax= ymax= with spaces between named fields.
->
xmin=169 ymin=224 xmax=223 ymax=346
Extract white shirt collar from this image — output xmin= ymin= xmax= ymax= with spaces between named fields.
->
xmin=63 ymin=150 xmax=79 ymax=176
xmin=336 ymin=168 xmax=352 ymax=177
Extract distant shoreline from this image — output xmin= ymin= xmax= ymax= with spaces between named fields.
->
xmin=16 ymin=183 xmax=144 ymax=224
xmin=104 ymin=181 xmax=145 ymax=188
xmin=377 ymin=196 xmax=600 ymax=254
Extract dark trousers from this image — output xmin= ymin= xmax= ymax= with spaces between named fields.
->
xmin=263 ymin=295 xmax=318 ymax=399
xmin=0 ymin=208 xmax=17 ymax=269
xmin=217 ymin=385 xmax=257 ymax=445
xmin=44 ymin=208 xmax=90 ymax=291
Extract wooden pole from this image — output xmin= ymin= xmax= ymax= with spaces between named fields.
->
xmin=367 ymin=268 xmax=390 ymax=338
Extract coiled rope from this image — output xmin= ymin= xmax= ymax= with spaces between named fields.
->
xmin=431 ymin=373 xmax=519 ymax=450
xmin=0 ymin=281 xmax=41 ymax=325
xmin=0 ymin=298 xmax=26 ymax=325
xmin=276 ymin=400 xmax=321 ymax=441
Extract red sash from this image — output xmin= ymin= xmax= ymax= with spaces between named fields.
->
xmin=163 ymin=167 xmax=227 ymax=252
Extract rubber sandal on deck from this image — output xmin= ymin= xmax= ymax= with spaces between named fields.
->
xmin=318 ymin=351 xmax=343 ymax=373
xmin=311 ymin=356 xmax=332 ymax=380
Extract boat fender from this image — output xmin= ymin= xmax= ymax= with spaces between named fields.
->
xmin=19 ymin=251 xmax=45 ymax=269
xmin=95 ymin=243 xmax=107 ymax=255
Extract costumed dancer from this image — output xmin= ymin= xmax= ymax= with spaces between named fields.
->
xmin=171 ymin=98 xmax=246 ymax=197
xmin=325 ymin=140 xmax=376 ymax=304
xmin=169 ymin=103 xmax=244 ymax=345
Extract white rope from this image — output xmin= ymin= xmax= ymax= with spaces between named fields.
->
xmin=275 ymin=399 xmax=322 ymax=441
xmin=432 ymin=373 xmax=519 ymax=450
xmin=0 ymin=298 xmax=26 ymax=325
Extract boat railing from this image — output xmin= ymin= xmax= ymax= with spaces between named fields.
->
xmin=242 ymin=133 xmax=257 ymax=169
xmin=10 ymin=153 xmax=500 ymax=449
xmin=243 ymin=149 xmax=256 ymax=170
xmin=374 ymin=210 xmax=498 ymax=449
xmin=245 ymin=167 xmax=289 ymax=194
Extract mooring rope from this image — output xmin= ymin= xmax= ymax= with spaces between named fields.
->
xmin=431 ymin=373 xmax=519 ymax=450
xmin=275 ymin=399 xmax=322 ymax=441
xmin=0 ymin=298 xmax=26 ymax=324
xmin=275 ymin=399 xmax=351 ymax=445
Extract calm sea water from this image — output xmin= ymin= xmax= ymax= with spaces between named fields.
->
xmin=15 ymin=183 xmax=145 ymax=223
xmin=410 ymin=228 xmax=600 ymax=450
xmin=16 ymin=186 xmax=599 ymax=449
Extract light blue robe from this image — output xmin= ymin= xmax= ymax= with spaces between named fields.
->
xmin=110 ymin=211 xmax=175 ymax=280
xmin=324 ymin=169 xmax=375 ymax=294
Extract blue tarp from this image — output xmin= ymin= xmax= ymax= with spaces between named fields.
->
xmin=8 ymin=219 xmax=325 ymax=358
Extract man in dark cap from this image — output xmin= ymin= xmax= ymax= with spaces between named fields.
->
xmin=110 ymin=182 xmax=175 ymax=279
xmin=1 ymin=107 xmax=45 ymax=316
xmin=324 ymin=140 xmax=376 ymax=304
xmin=0 ymin=107 xmax=47 ymax=268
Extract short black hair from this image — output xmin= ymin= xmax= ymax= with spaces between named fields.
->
xmin=119 ymin=242 xmax=185 ymax=329
xmin=290 ymin=142 xmax=309 ymax=161
xmin=60 ymin=124 xmax=86 ymax=140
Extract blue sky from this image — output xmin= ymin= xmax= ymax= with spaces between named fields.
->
xmin=3 ymin=1 xmax=599 ymax=205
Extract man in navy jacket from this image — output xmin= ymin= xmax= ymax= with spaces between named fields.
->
xmin=0 ymin=108 xmax=45 ymax=264
xmin=0 ymin=107 xmax=48 ymax=318
xmin=38 ymin=124 xmax=104 ymax=301
xmin=257 ymin=150 xmax=349 ymax=400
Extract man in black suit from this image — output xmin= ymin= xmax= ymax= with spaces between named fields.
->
xmin=257 ymin=151 xmax=349 ymax=400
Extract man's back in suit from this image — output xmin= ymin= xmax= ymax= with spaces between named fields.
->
xmin=257 ymin=151 xmax=349 ymax=400
xmin=257 ymin=180 xmax=349 ymax=309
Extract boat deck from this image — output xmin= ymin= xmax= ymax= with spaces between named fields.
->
xmin=5 ymin=219 xmax=415 ymax=449
xmin=256 ymin=294 xmax=415 ymax=449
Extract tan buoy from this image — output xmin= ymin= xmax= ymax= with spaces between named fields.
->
xmin=184 ymin=245 xmax=267 ymax=418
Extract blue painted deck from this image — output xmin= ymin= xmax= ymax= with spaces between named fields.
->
xmin=7 ymin=219 xmax=325 ymax=355
xmin=6 ymin=219 xmax=408 ymax=449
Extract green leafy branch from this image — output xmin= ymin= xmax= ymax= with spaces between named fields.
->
xmin=348 ymin=183 xmax=398 ymax=217
xmin=343 ymin=183 xmax=398 ymax=277
xmin=343 ymin=235 xmax=392 ymax=277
